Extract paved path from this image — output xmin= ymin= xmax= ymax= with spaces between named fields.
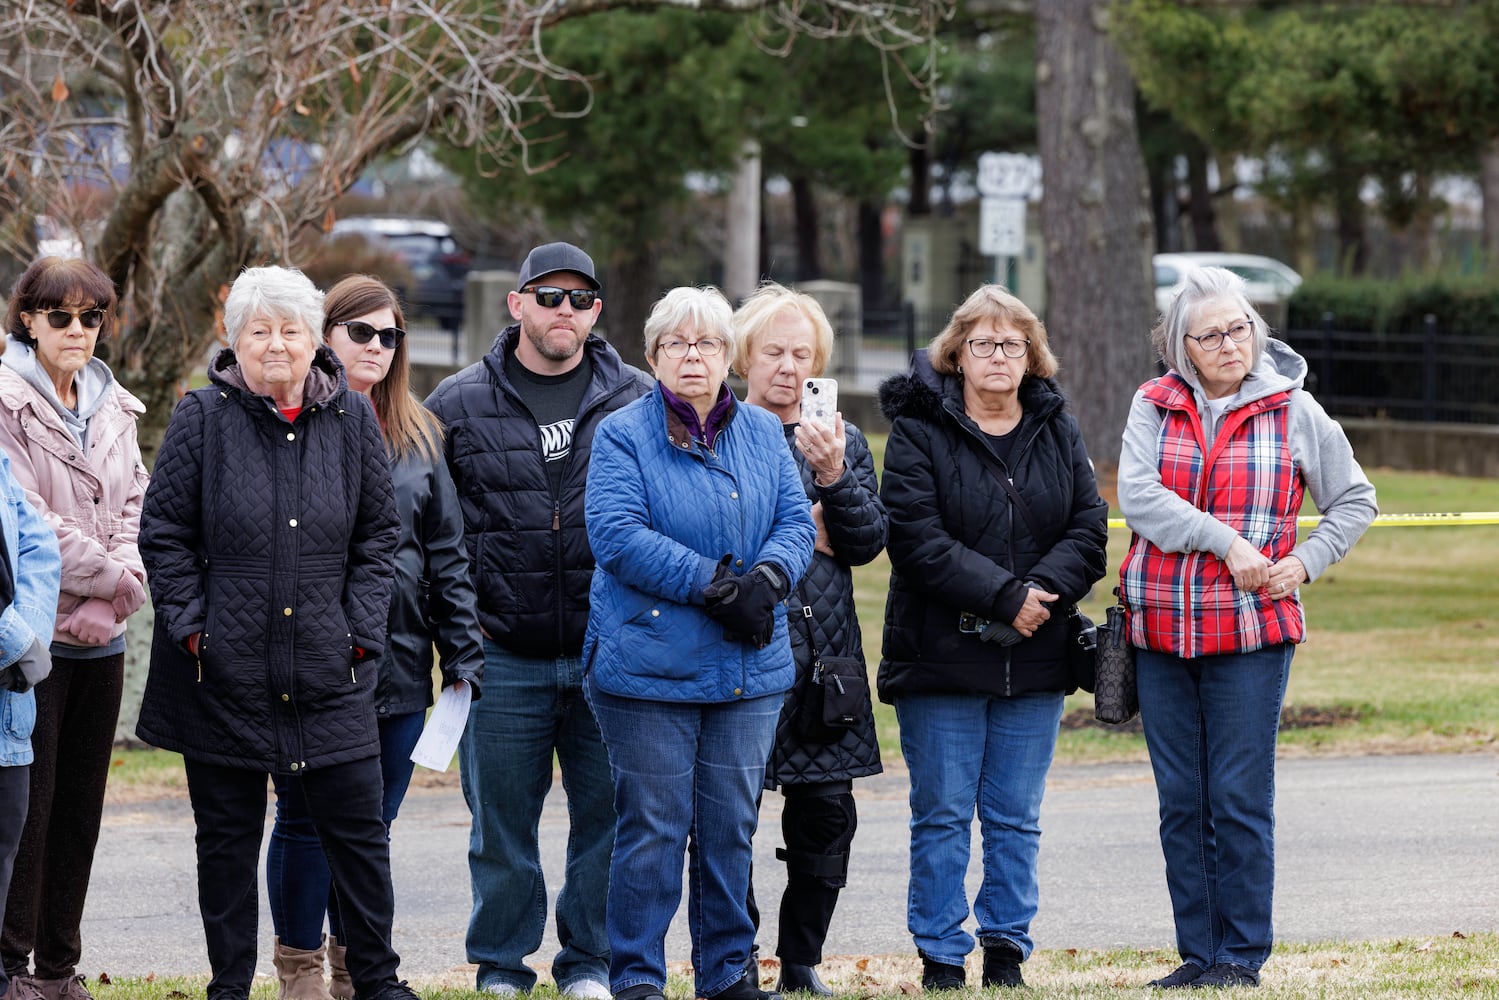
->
xmin=81 ymin=753 xmax=1498 ymax=983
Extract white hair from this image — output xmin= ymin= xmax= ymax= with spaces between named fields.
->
xmin=1154 ymin=265 xmax=1269 ymax=376
xmin=223 ymin=266 xmax=325 ymax=350
xmin=643 ymin=286 xmax=735 ymax=362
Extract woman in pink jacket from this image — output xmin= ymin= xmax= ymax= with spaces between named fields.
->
xmin=0 ymin=257 xmax=148 ymax=1000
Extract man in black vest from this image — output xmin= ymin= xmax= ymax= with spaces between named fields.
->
xmin=426 ymin=243 xmax=651 ymax=999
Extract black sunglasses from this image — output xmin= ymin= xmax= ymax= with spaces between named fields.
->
xmin=525 ymin=286 xmax=598 ymax=310
xmin=33 ymin=308 xmax=106 ymax=330
xmin=340 ymin=320 xmax=406 ymax=350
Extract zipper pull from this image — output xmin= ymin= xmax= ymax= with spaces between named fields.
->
xmin=553 ymin=501 xmax=561 ymax=531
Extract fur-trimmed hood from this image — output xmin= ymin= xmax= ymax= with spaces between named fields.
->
xmin=878 ymin=349 xmax=1068 ymax=428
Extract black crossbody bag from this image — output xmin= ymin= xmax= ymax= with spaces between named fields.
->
xmin=790 ymin=588 xmax=867 ymax=738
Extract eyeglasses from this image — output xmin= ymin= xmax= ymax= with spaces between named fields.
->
xmin=967 ymin=338 xmax=1029 ymax=359
xmin=525 ymin=286 xmax=599 ymax=310
xmin=31 ymin=308 xmax=106 ymax=330
xmin=1185 ymin=318 xmax=1253 ymax=352
xmin=340 ymin=320 xmax=406 ymax=350
xmin=658 ymin=337 xmax=725 ymax=359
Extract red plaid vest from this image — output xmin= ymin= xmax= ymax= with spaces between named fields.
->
xmin=1120 ymin=373 xmax=1305 ymax=657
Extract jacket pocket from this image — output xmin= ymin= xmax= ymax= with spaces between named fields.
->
xmin=617 ymin=592 xmax=700 ymax=680
xmin=0 ymin=690 xmax=36 ymax=746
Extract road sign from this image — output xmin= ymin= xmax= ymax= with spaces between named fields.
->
xmin=977 ymin=152 xmax=1041 ymax=200
xmin=979 ymin=196 xmax=1026 ymax=257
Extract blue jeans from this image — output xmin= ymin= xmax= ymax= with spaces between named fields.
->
xmin=1137 ymin=643 xmax=1293 ymax=973
xmin=585 ymin=676 xmax=779 ymax=998
xmin=268 ymin=710 xmax=426 ymax=948
xmin=894 ymin=691 xmax=1064 ymax=964
xmin=460 ymin=642 xmax=615 ymax=991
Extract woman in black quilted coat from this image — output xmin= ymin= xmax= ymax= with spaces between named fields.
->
xmin=732 ymin=285 xmax=886 ymax=996
xmin=136 ymin=267 xmax=418 ymax=1000
xmin=876 ymin=286 xmax=1107 ymax=991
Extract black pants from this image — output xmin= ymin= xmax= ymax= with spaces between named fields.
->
xmin=184 ymin=756 xmax=402 ymax=1000
xmin=0 ymin=765 xmax=29 ymax=997
xmin=2 ymin=654 xmax=123 ymax=980
xmin=771 ymin=781 xmax=857 ymax=966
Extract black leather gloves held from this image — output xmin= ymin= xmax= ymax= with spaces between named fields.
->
xmin=703 ymin=558 xmax=790 ymax=648
xmin=0 ymin=638 xmax=53 ymax=693
xmin=979 ymin=619 xmax=1024 ymax=646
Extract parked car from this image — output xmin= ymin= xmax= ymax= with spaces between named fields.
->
xmin=1153 ymin=252 xmax=1302 ymax=316
xmin=330 ymin=217 xmax=472 ymax=331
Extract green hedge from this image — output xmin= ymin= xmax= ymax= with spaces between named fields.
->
xmin=1288 ymin=274 xmax=1499 ymax=334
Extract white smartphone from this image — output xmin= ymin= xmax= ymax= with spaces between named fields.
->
xmin=801 ymin=378 xmax=838 ymax=431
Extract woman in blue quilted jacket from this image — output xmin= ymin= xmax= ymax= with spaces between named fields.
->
xmin=137 ymin=266 xmax=419 ymax=1000
xmin=732 ymin=284 xmax=886 ymax=997
xmin=582 ymin=286 xmax=815 ymax=1000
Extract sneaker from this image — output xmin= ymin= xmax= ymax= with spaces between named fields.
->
xmin=478 ymin=981 xmax=522 ymax=998
xmin=364 ymin=982 xmax=423 ymax=1000
xmin=918 ymin=952 xmax=966 ymax=992
xmin=980 ymin=941 xmax=1024 ymax=988
xmin=611 ymin=986 xmax=664 ymax=1000
xmin=711 ymin=975 xmax=781 ymax=1000
xmin=562 ymin=981 xmax=612 ymax=1000
xmin=1148 ymin=963 xmax=1205 ymax=989
xmin=1190 ymin=964 xmax=1259 ymax=989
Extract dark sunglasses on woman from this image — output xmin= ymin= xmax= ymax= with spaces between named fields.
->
xmin=340 ymin=320 xmax=406 ymax=350
xmin=31 ymin=308 xmax=106 ymax=330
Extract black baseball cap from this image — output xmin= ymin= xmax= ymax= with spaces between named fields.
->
xmin=516 ymin=242 xmax=600 ymax=291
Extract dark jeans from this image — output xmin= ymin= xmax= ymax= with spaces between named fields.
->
xmin=0 ymin=765 xmax=28 ymax=997
xmin=2 ymin=654 xmax=123 ymax=980
xmin=267 ymin=711 xmax=425 ymax=949
xmin=184 ymin=756 xmax=403 ymax=1000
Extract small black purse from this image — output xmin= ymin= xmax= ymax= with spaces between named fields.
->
xmin=1066 ymin=606 xmax=1099 ymax=694
xmin=1093 ymin=594 xmax=1139 ymax=725
xmin=791 ymin=594 xmax=867 ymax=738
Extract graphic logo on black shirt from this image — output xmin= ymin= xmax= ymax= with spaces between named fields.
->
xmin=540 ymin=419 xmax=575 ymax=463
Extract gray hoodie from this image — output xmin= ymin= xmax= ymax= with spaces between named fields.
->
xmin=1118 ymin=337 xmax=1378 ymax=583
xmin=2 ymin=334 xmax=116 ymax=451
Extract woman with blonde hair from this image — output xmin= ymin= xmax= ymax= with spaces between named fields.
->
xmin=263 ymin=275 xmax=485 ymax=1000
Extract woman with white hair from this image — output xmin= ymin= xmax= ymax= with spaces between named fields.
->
xmin=136 ymin=266 xmax=418 ymax=1000
xmin=1119 ymin=265 xmax=1376 ymax=990
xmin=583 ymin=286 xmax=815 ymax=1000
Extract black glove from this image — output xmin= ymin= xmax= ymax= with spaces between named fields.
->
xmin=979 ymin=619 xmax=1024 ymax=646
xmin=0 ymin=638 xmax=52 ymax=693
xmin=703 ymin=561 xmax=789 ymax=647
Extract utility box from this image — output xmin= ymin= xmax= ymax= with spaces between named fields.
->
xmin=799 ymin=279 xmax=861 ymax=375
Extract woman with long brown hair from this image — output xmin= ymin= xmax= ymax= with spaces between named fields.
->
xmin=262 ymin=275 xmax=484 ymax=1000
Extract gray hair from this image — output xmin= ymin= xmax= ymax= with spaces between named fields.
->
xmin=223 ymin=266 xmax=325 ymax=350
xmin=1154 ymin=265 xmax=1269 ymax=377
xmin=643 ymin=286 xmax=736 ymax=362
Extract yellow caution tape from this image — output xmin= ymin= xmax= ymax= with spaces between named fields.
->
xmin=1107 ymin=511 xmax=1499 ymax=530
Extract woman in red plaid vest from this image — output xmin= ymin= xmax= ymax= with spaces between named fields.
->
xmin=1118 ymin=266 xmax=1377 ymax=991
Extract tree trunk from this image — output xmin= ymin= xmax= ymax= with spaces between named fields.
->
xmin=1213 ymin=152 xmax=1243 ymax=252
xmin=723 ymin=138 xmax=762 ymax=303
xmin=792 ymin=175 xmax=821 ymax=281
xmin=1479 ymin=136 xmax=1499 ymax=271
xmin=1185 ymin=139 xmax=1219 ymax=252
xmin=601 ymin=246 xmax=659 ymax=374
xmin=907 ymin=143 xmax=931 ymax=217
xmin=1034 ymin=0 xmax=1157 ymax=468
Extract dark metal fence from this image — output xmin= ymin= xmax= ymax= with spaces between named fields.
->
xmin=1282 ymin=315 xmax=1499 ymax=426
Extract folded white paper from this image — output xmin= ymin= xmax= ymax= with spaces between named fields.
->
xmin=410 ymin=680 xmax=471 ymax=772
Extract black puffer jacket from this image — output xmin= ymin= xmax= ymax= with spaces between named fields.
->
xmin=424 ymin=327 xmax=652 ymax=656
xmin=876 ymin=354 xmax=1108 ymax=701
xmin=376 ymin=450 xmax=484 ymax=718
xmin=766 ymin=420 xmax=887 ymax=788
xmin=137 ymin=348 xmax=399 ymax=772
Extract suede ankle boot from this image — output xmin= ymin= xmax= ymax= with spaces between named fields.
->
xmin=326 ymin=936 xmax=355 ymax=1000
xmin=273 ymin=936 xmax=335 ymax=1000
xmin=981 ymin=941 xmax=1025 ymax=988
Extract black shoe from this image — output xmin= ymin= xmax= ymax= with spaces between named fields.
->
xmin=918 ymin=952 xmax=966 ymax=992
xmin=1189 ymin=964 xmax=1259 ymax=989
xmin=1148 ymin=963 xmax=1205 ymax=989
xmin=980 ymin=940 xmax=1024 ymax=989
xmin=776 ymin=964 xmax=832 ymax=997
xmin=363 ymin=981 xmax=422 ymax=1000
xmin=713 ymin=974 xmax=781 ymax=1000
xmin=613 ymin=986 xmax=665 ymax=1000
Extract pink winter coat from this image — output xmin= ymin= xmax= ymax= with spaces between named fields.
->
xmin=0 ymin=363 xmax=148 ymax=648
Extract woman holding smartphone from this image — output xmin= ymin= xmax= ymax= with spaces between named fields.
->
xmin=732 ymin=283 xmax=887 ymax=996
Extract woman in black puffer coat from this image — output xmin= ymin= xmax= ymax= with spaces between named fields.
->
xmin=137 ymin=267 xmax=418 ymax=1000
xmin=876 ymin=285 xmax=1107 ymax=991
xmin=732 ymin=285 xmax=887 ymax=997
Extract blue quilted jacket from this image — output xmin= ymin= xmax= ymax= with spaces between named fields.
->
xmin=0 ymin=451 xmax=61 ymax=767
xmin=583 ymin=387 xmax=815 ymax=703
xmin=137 ymin=348 xmax=398 ymax=773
